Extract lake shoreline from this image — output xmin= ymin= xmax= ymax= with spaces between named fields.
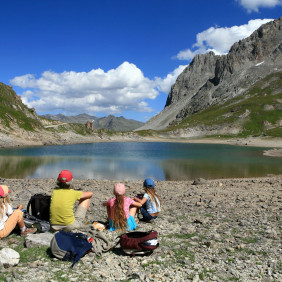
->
xmin=1 ymin=175 xmax=281 ymax=281
xmin=0 ymin=131 xmax=282 ymax=157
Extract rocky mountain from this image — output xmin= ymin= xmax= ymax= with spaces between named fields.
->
xmin=42 ymin=113 xmax=144 ymax=131
xmin=138 ymin=17 xmax=282 ymax=131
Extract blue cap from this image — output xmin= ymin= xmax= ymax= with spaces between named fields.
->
xmin=143 ymin=178 xmax=155 ymax=188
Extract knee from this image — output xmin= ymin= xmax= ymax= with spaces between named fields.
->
xmin=14 ymin=209 xmax=23 ymax=218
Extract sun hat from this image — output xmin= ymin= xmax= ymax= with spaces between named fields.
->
xmin=0 ymin=185 xmax=11 ymax=197
xmin=114 ymin=183 xmax=125 ymax=196
xmin=57 ymin=170 xmax=73 ymax=183
xmin=143 ymin=178 xmax=155 ymax=188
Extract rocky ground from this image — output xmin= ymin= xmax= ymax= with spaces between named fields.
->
xmin=0 ymin=176 xmax=281 ymax=281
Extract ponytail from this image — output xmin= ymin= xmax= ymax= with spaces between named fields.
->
xmin=0 ymin=197 xmax=11 ymax=219
xmin=113 ymin=195 xmax=127 ymax=230
xmin=144 ymin=188 xmax=161 ymax=208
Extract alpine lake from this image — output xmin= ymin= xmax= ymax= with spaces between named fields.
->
xmin=0 ymin=142 xmax=281 ymax=181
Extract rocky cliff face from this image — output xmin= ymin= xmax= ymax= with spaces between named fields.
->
xmin=139 ymin=17 xmax=282 ymax=130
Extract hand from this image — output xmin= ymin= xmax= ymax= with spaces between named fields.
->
xmin=17 ymin=204 xmax=23 ymax=210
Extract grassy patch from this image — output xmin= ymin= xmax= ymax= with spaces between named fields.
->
xmin=163 ymin=233 xmax=197 ymax=239
xmin=13 ymin=244 xmax=50 ymax=263
xmin=241 ymin=237 xmax=258 ymax=244
xmin=199 ymin=268 xmax=216 ymax=280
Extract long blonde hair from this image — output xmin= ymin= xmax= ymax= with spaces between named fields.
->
xmin=113 ymin=194 xmax=127 ymax=231
xmin=144 ymin=187 xmax=161 ymax=208
xmin=0 ymin=196 xmax=11 ymax=219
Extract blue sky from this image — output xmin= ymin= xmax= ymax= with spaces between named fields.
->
xmin=1 ymin=0 xmax=281 ymax=122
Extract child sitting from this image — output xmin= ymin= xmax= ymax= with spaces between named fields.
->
xmin=103 ymin=183 xmax=142 ymax=231
xmin=50 ymin=170 xmax=93 ymax=232
xmin=0 ymin=185 xmax=36 ymax=238
xmin=134 ymin=178 xmax=161 ymax=222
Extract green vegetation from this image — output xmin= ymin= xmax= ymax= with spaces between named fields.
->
xmin=135 ymin=129 xmax=156 ymax=137
xmin=163 ymin=232 xmax=197 ymax=239
xmin=241 ymin=237 xmax=258 ymax=244
xmin=163 ymin=72 xmax=282 ymax=138
xmin=0 ymin=84 xmax=42 ymax=131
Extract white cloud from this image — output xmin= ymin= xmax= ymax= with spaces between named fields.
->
xmin=155 ymin=65 xmax=187 ymax=93
xmin=237 ymin=0 xmax=282 ymax=12
xmin=176 ymin=18 xmax=273 ymax=61
xmin=10 ymin=62 xmax=159 ymax=115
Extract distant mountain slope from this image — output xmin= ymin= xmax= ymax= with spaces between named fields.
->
xmin=42 ymin=113 xmax=144 ymax=131
xmin=163 ymin=71 xmax=282 ymax=138
xmin=0 ymin=82 xmax=43 ymax=132
xmin=138 ymin=17 xmax=282 ymax=131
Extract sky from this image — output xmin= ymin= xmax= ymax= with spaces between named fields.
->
xmin=1 ymin=0 xmax=282 ymax=122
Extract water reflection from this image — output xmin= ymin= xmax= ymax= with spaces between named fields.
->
xmin=161 ymin=159 xmax=282 ymax=181
xmin=0 ymin=142 xmax=281 ymax=180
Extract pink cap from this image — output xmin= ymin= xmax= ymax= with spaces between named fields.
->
xmin=57 ymin=170 xmax=73 ymax=183
xmin=0 ymin=185 xmax=11 ymax=197
xmin=114 ymin=183 xmax=125 ymax=195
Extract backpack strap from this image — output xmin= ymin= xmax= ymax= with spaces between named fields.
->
xmin=26 ymin=198 xmax=32 ymax=214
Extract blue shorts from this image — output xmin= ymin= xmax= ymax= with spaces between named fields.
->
xmin=141 ymin=207 xmax=158 ymax=221
xmin=109 ymin=215 xmax=137 ymax=231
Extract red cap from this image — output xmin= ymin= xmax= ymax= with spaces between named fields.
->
xmin=57 ymin=170 xmax=73 ymax=183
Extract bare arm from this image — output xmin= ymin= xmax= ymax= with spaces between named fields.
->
xmin=80 ymin=191 xmax=93 ymax=200
xmin=134 ymin=196 xmax=147 ymax=205
xmin=131 ymin=200 xmax=143 ymax=208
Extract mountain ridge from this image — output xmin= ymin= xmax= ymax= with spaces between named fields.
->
xmin=138 ymin=17 xmax=282 ymax=132
xmin=41 ymin=113 xmax=144 ymax=131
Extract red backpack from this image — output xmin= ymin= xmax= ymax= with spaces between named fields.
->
xmin=119 ymin=230 xmax=159 ymax=255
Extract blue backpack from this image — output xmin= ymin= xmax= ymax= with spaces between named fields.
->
xmin=50 ymin=230 xmax=93 ymax=267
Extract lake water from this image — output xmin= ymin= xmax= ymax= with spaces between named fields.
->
xmin=0 ymin=142 xmax=281 ymax=181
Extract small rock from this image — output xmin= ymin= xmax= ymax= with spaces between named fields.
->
xmin=0 ymin=248 xmax=20 ymax=266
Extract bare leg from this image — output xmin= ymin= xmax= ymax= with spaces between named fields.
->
xmin=129 ymin=206 xmax=137 ymax=218
xmin=78 ymin=198 xmax=90 ymax=210
xmin=18 ymin=216 xmax=25 ymax=229
xmin=106 ymin=206 xmax=111 ymax=221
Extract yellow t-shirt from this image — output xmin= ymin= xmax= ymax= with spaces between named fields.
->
xmin=50 ymin=188 xmax=82 ymax=225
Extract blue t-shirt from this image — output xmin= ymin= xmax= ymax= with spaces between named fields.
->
xmin=144 ymin=193 xmax=160 ymax=214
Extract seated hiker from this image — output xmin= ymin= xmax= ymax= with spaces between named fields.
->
xmin=134 ymin=178 xmax=161 ymax=222
xmin=103 ymin=183 xmax=142 ymax=231
xmin=50 ymin=170 xmax=93 ymax=232
xmin=0 ymin=185 xmax=36 ymax=238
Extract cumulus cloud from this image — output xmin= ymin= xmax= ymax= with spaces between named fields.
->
xmin=10 ymin=62 xmax=159 ymax=115
xmin=237 ymin=0 xmax=282 ymax=13
xmin=155 ymin=65 xmax=187 ymax=93
xmin=176 ymin=18 xmax=273 ymax=61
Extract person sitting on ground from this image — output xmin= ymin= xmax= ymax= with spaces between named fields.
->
xmin=103 ymin=183 xmax=142 ymax=231
xmin=50 ymin=170 xmax=93 ymax=232
xmin=134 ymin=178 xmax=161 ymax=222
xmin=0 ymin=185 xmax=36 ymax=238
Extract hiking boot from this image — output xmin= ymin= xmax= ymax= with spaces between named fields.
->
xmin=20 ymin=228 xmax=37 ymax=237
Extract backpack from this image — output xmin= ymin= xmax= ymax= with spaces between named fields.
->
xmin=23 ymin=212 xmax=50 ymax=233
xmin=50 ymin=230 xmax=93 ymax=267
xmin=27 ymin=193 xmax=51 ymax=221
xmin=119 ymin=230 xmax=159 ymax=255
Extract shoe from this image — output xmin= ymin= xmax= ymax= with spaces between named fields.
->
xmin=20 ymin=228 xmax=37 ymax=237
xmin=82 ymin=219 xmax=89 ymax=225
